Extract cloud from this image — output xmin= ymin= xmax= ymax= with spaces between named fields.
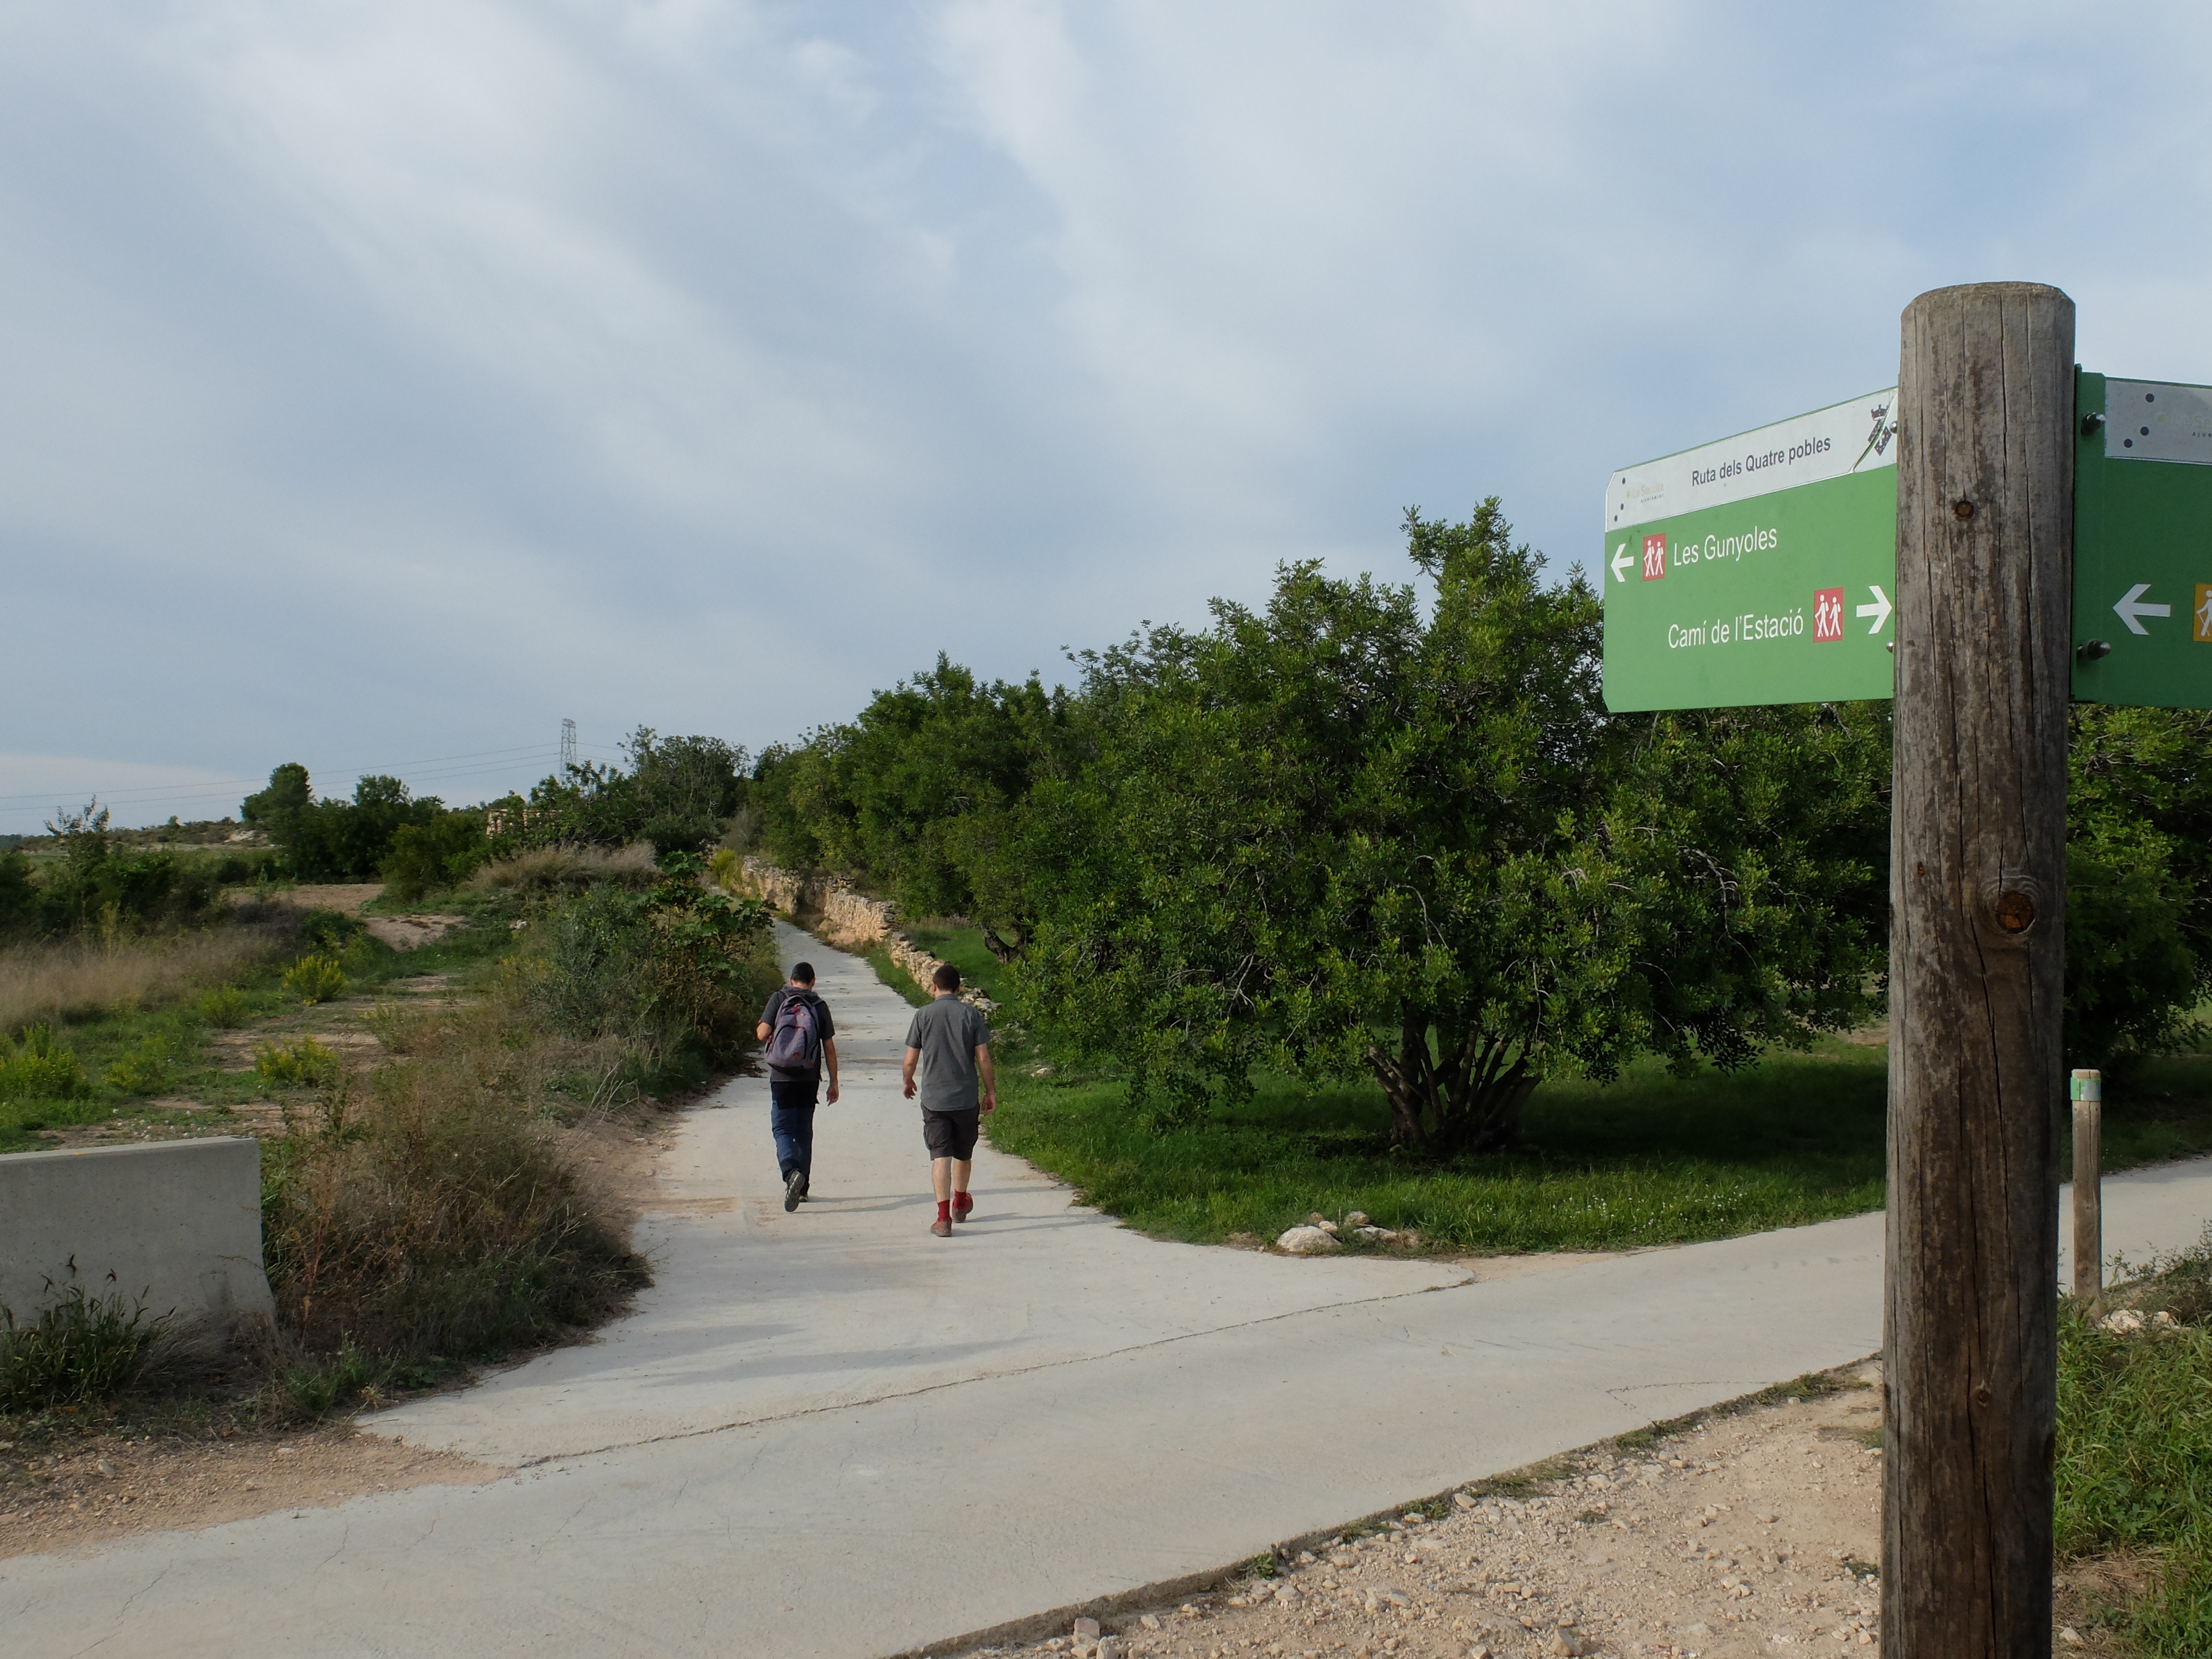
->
xmin=4 ymin=3 xmax=2211 ymax=830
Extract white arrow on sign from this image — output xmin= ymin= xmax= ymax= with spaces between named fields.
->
xmin=1610 ymin=543 xmax=1634 ymax=584
xmin=2113 ymin=583 xmax=2172 ymax=635
xmin=1855 ymin=585 xmax=1892 ymax=635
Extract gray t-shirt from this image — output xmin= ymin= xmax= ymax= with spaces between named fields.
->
xmin=904 ymin=996 xmax=992 ymax=1113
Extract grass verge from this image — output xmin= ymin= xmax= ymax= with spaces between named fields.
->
xmin=988 ymin=1041 xmax=1891 ymax=1253
xmin=988 ymin=1034 xmax=2212 ymax=1256
xmin=2057 ymin=1229 xmax=2212 ymax=1655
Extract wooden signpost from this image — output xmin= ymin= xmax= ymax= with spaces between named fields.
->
xmin=1884 ymin=281 xmax=2072 ymax=1659
xmin=1593 ymin=278 xmax=2212 ymax=1656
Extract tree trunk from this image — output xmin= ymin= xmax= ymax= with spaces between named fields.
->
xmin=1368 ymin=1011 xmax=1535 ymax=1153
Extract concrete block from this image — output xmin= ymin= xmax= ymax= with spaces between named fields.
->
xmin=0 ymin=1137 xmax=274 ymax=1330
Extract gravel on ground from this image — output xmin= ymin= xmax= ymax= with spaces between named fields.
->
xmin=959 ymin=1368 xmax=1897 ymax=1659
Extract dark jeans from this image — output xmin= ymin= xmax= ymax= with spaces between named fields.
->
xmin=769 ymin=1078 xmax=818 ymax=1183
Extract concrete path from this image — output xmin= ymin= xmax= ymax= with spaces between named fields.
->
xmin=6 ymin=924 xmax=2209 ymax=1659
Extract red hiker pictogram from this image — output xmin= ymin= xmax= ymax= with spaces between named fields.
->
xmin=1813 ymin=587 xmax=1845 ymax=642
xmin=1641 ymin=534 xmax=1667 ymax=581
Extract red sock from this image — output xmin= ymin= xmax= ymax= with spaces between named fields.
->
xmin=953 ymin=1191 xmax=973 ymax=1213
xmin=936 ymin=1200 xmax=952 ymax=1223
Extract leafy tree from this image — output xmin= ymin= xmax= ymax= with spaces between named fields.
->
xmin=751 ymin=660 xmax=1077 ymax=958
xmin=241 ymin=763 xmax=312 ymax=838
xmin=382 ymin=809 xmax=493 ymax=900
xmin=0 ymin=850 xmax=34 ymax=936
xmin=32 ymin=800 xmax=221 ymax=933
xmin=1016 ymin=504 xmax=1891 ymax=1146
xmin=281 ymin=775 xmax=444 ymax=881
xmin=2066 ymin=706 xmax=2212 ymax=1070
xmin=495 ymin=729 xmax=747 ymax=855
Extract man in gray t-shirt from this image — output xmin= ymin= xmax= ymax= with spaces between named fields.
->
xmin=901 ymin=963 xmax=995 ymax=1238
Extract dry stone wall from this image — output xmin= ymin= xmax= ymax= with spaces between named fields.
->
xmin=739 ymin=857 xmax=997 ymax=1011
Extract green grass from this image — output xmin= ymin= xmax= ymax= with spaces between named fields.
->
xmin=899 ymin=922 xmax=1009 ymax=1004
xmin=863 ymin=945 xmax=930 ymax=1007
xmin=2094 ymin=1052 xmax=2212 ymax=1171
xmin=988 ymin=1040 xmax=1893 ymax=1253
xmin=2057 ymin=1232 xmax=2212 ymax=1655
xmin=988 ymin=1022 xmax=2212 ymax=1255
xmin=0 ymin=917 xmax=524 ymax=1155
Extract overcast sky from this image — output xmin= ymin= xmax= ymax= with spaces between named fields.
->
xmin=4 ymin=2 xmax=2209 ymax=831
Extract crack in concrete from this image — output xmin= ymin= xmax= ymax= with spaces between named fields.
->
xmin=503 ymin=1272 xmax=1486 ymax=1468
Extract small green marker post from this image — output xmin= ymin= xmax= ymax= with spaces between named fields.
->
xmin=2070 ymin=1070 xmax=2104 ymax=1313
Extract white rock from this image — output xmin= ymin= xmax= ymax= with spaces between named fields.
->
xmin=1276 ymin=1225 xmax=1343 ymax=1254
xmin=1344 ymin=1211 xmax=1371 ymax=1228
xmin=2100 ymin=1307 xmax=2146 ymax=1334
xmin=1095 ymin=1639 xmax=1126 ymax=1659
xmin=1072 ymin=1616 xmax=1101 ymax=1641
xmin=1138 ymin=1614 xmax=1161 ymax=1631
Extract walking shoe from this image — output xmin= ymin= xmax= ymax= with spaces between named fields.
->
xmin=797 ymin=1175 xmax=811 ymax=1203
xmin=784 ymin=1170 xmax=804 ymax=1212
xmin=930 ymin=1214 xmax=953 ymax=1238
xmin=952 ymin=1191 xmax=973 ymax=1222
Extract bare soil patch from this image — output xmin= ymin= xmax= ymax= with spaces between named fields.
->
xmin=363 ymin=912 xmax=466 ymax=951
xmin=0 ymin=1423 xmax=488 ymax=1561
xmin=264 ymin=883 xmax=386 ymax=914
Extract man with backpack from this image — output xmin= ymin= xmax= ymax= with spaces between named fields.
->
xmin=757 ymin=963 xmax=839 ymax=1212
xmin=900 ymin=963 xmax=995 ymax=1238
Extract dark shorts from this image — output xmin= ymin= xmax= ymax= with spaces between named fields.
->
xmin=922 ymin=1108 xmax=980 ymax=1160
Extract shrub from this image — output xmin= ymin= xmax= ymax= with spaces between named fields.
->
xmin=103 ymin=1033 xmax=182 ymax=1096
xmin=382 ymin=811 xmax=493 ymax=901
xmin=196 ymin=985 xmax=249 ymax=1028
xmin=32 ymin=801 xmax=223 ymax=935
xmin=469 ymin=843 xmax=659 ymax=896
xmin=255 ymin=1036 xmax=341 ymax=1088
xmin=0 ymin=1025 xmax=91 ymax=1102
xmin=0 ymin=850 xmax=35 ymax=937
xmin=283 ymin=955 xmax=349 ymax=1005
xmin=363 ymin=1003 xmax=433 ymax=1055
xmin=262 ymin=1006 xmax=649 ymax=1360
xmin=281 ymin=1338 xmax=392 ymax=1418
xmin=0 ymin=1287 xmax=170 ymax=1411
xmin=2057 ymin=1230 xmax=2212 ymax=1653
xmin=296 ymin=908 xmax=365 ymax=953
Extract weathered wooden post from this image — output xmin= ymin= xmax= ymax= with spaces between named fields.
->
xmin=2071 ymin=1069 xmax=2104 ymax=1311
xmin=1885 ymin=282 xmax=2074 ymax=1657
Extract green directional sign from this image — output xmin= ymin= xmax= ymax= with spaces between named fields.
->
xmin=1601 ymin=391 xmax=1900 ymax=711
xmin=2073 ymin=372 xmax=2212 ymax=711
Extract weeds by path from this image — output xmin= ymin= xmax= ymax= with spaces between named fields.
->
xmin=0 ymin=928 xmax=285 ymax=1032
xmin=2057 ymin=1227 xmax=2212 ymax=1655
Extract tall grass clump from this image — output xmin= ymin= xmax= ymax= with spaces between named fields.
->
xmin=262 ymin=853 xmax=779 ymax=1383
xmin=0 ymin=1287 xmax=172 ymax=1411
xmin=0 ymin=928 xmax=285 ymax=1030
xmin=470 ymin=842 xmax=659 ymax=896
xmin=262 ymin=1009 xmax=651 ymax=1361
xmin=2057 ymin=1228 xmax=2212 ymax=1655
